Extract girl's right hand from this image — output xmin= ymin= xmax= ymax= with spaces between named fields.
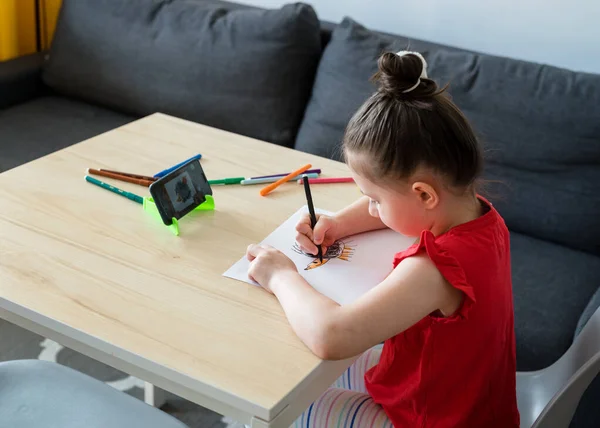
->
xmin=295 ymin=214 xmax=340 ymax=255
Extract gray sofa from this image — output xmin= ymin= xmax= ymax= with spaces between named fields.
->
xmin=1 ymin=0 xmax=599 ymax=425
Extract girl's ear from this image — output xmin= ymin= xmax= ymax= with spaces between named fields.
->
xmin=411 ymin=181 xmax=439 ymax=209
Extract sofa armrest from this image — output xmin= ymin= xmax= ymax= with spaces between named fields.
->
xmin=0 ymin=51 xmax=47 ymax=109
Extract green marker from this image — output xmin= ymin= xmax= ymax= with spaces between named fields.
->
xmin=85 ymin=175 xmax=144 ymax=204
xmin=208 ymin=177 xmax=245 ymax=185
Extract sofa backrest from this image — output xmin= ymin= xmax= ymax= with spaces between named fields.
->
xmin=42 ymin=0 xmax=322 ymax=149
xmin=295 ymin=18 xmax=600 ymax=255
xmin=429 ymin=48 xmax=600 ymax=256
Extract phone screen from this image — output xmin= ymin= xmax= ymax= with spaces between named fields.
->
xmin=150 ymin=160 xmax=211 ymax=225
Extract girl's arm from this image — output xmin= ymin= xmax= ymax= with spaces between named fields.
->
xmin=269 ymin=254 xmax=463 ymax=360
xmin=334 ymin=196 xmax=387 ymax=237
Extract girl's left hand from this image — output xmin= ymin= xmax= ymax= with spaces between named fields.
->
xmin=246 ymin=244 xmax=298 ymax=293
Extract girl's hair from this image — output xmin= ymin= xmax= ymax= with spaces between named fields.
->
xmin=342 ymin=52 xmax=483 ymax=191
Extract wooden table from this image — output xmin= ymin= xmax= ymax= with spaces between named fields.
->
xmin=0 ymin=113 xmax=361 ymax=427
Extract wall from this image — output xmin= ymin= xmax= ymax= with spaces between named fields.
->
xmin=0 ymin=0 xmax=62 ymax=61
xmin=235 ymin=0 xmax=600 ymax=74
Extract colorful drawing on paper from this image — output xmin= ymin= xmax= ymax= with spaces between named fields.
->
xmin=223 ymin=206 xmax=416 ymax=305
xmin=292 ymin=240 xmax=355 ymax=270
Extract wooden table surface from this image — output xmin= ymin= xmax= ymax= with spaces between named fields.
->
xmin=0 ymin=113 xmax=361 ymax=427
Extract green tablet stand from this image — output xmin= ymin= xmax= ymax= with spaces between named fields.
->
xmin=142 ymin=195 xmax=215 ymax=236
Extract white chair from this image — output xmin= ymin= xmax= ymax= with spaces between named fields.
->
xmin=0 ymin=360 xmax=188 ymax=428
xmin=516 ymin=305 xmax=600 ymax=427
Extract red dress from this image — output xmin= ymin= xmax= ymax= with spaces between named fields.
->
xmin=365 ymin=197 xmax=520 ymax=427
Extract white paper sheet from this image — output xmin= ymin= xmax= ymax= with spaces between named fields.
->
xmin=223 ymin=206 xmax=415 ymax=305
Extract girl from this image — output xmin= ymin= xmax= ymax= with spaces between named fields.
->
xmin=246 ymin=51 xmax=519 ymax=427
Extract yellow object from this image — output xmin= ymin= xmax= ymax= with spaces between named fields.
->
xmin=42 ymin=0 xmax=61 ymax=50
xmin=0 ymin=0 xmax=62 ymax=61
xmin=0 ymin=0 xmax=20 ymax=60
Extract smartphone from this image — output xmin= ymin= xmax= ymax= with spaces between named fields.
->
xmin=149 ymin=159 xmax=212 ymax=225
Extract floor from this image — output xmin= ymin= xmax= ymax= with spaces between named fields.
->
xmin=0 ymin=319 xmax=244 ymax=428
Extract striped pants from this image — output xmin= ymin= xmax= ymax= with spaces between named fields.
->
xmin=291 ymin=345 xmax=392 ymax=427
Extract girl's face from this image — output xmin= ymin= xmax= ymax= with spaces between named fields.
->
xmin=348 ymin=156 xmax=436 ymax=237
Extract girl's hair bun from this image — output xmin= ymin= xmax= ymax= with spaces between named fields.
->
xmin=343 ymin=50 xmax=482 ymax=190
xmin=375 ymin=51 xmax=437 ymax=98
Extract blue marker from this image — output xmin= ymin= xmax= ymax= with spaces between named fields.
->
xmin=153 ymin=154 xmax=202 ymax=178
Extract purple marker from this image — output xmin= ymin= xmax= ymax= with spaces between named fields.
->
xmin=251 ymin=168 xmax=321 ymax=180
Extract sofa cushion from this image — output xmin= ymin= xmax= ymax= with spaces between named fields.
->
xmin=42 ymin=0 xmax=321 ymax=149
xmin=431 ymin=54 xmax=600 ymax=256
xmin=295 ymin=17 xmax=600 ymax=255
xmin=0 ymin=52 xmax=46 ymax=110
xmin=510 ymin=231 xmax=600 ymax=371
xmin=0 ymin=96 xmax=133 ymax=173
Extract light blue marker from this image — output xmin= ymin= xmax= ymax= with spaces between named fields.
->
xmin=240 ymin=172 xmax=319 ymax=185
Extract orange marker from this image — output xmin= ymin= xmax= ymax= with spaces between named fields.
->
xmin=259 ymin=163 xmax=312 ymax=196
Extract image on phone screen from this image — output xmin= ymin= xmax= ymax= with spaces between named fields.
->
xmin=165 ymin=171 xmax=198 ymax=213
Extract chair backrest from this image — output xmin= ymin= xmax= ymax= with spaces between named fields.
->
xmin=531 ymin=305 xmax=600 ymax=428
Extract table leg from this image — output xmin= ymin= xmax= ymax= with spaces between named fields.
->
xmin=250 ymin=414 xmax=280 ymax=427
xmin=144 ymin=381 xmax=166 ymax=408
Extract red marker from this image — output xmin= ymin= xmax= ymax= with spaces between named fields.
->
xmin=297 ymin=177 xmax=354 ymax=184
